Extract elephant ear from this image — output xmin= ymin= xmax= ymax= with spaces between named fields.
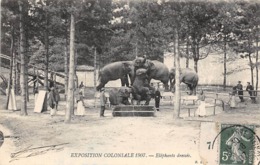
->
xmin=122 ymin=62 xmax=131 ymax=73
xmin=134 ymin=56 xmax=146 ymax=67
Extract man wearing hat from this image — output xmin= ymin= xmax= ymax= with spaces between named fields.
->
xmin=100 ymin=88 xmax=106 ymax=117
xmin=246 ymin=82 xmax=256 ymax=103
xmin=237 ymin=81 xmax=244 ymax=102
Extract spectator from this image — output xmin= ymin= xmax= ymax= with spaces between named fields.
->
xmin=196 ymin=90 xmax=206 ymax=117
xmin=100 ymin=88 xmax=106 ymax=117
xmin=154 ymin=88 xmax=162 ymax=111
xmin=76 ymin=91 xmax=85 ymax=116
xmin=48 ymin=87 xmax=57 ymax=116
xmin=54 ymin=87 xmax=60 ymax=110
xmin=79 ymin=81 xmax=84 ymax=88
xmin=49 ymin=81 xmax=54 ymax=91
xmin=79 ymin=81 xmax=85 ymax=97
xmin=246 ymin=82 xmax=256 ymax=103
xmin=32 ymin=75 xmax=38 ymax=95
xmin=237 ymin=81 xmax=244 ymax=102
xmin=230 ymin=86 xmax=237 ymax=109
xmin=34 ymin=87 xmax=39 ymax=104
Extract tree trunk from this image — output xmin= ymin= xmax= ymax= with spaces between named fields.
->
xmin=42 ymin=0 xmax=49 ymax=112
xmin=12 ymin=51 xmax=17 ymax=95
xmin=44 ymin=1 xmax=49 ymax=92
xmin=64 ymin=36 xmax=69 ymax=100
xmin=256 ymin=36 xmax=259 ymax=95
xmin=75 ymin=49 xmax=78 ymax=88
xmin=194 ymin=44 xmax=199 ymax=73
xmin=16 ymin=62 xmax=21 ymax=95
xmin=223 ymin=37 xmax=227 ymax=91
xmin=191 ymin=40 xmax=198 ymax=72
xmin=25 ymin=33 xmax=29 ymax=102
xmin=173 ymin=38 xmax=176 ymax=68
xmin=94 ymin=47 xmax=97 ymax=90
xmin=135 ymin=42 xmax=138 ymax=57
xmin=194 ymin=59 xmax=198 ymax=73
xmin=174 ymin=29 xmax=181 ymax=119
xmin=16 ymin=38 xmax=21 ymax=95
xmin=6 ymin=24 xmax=15 ymax=109
xmin=248 ymin=54 xmax=254 ymax=88
xmin=185 ymin=40 xmax=189 ymax=68
xmin=65 ymin=13 xmax=75 ymax=123
xmin=19 ymin=0 xmax=27 ymax=116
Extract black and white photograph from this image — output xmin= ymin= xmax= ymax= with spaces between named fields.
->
xmin=0 ymin=0 xmax=260 ymax=164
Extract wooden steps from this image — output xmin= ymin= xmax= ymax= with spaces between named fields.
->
xmin=112 ymin=105 xmax=155 ymax=117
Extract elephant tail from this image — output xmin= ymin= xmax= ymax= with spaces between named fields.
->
xmin=194 ymin=76 xmax=199 ymax=87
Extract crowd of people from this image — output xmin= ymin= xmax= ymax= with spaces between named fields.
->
xmin=230 ymin=81 xmax=257 ymax=109
xmin=32 ymin=77 xmax=257 ymax=118
xmin=33 ymin=80 xmax=86 ymax=117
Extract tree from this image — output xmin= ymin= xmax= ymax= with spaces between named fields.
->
xmin=18 ymin=0 xmax=28 ymax=116
xmin=65 ymin=10 xmax=75 ymax=123
xmin=174 ymin=28 xmax=181 ymax=118
xmin=230 ymin=2 xmax=260 ymax=90
xmin=181 ymin=2 xmax=218 ymax=73
xmin=44 ymin=0 xmax=49 ymax=92
xmin=5 ymin=13 xmax=16 ymax=109
xmin=212 ymin=2 xmax=239 ymax=90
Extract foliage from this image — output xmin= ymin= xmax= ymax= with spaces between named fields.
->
xmin=1 ymin=0 xmax=260 ymax=85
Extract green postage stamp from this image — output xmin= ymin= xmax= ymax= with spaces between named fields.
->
xmin=199 ymin=122 xmax=260 ymax=165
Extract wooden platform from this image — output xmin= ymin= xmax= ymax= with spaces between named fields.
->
xmin=112 ymin=105 xmax=155 ymax=117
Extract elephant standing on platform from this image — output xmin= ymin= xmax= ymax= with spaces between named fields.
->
xmin=133 ymin=56 xmax=169 ymax=90
xmin=96 ymin=61 xmax=134 ymax=91
xmin=131 ymin=68 xmax=152 ymax=105
xmin=169 ymin=68 xmax=199 ymax=95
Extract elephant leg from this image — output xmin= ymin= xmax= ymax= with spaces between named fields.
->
xmin=187 ymin=84 xmax=193 ymax=95
xmin=122 ymin=97 xmax=131 ymax=105
xmin=136 ymin=95 xmax=141 ymax=105
xmin=192 ymin=85 xmax=197 ymax=95
xmin=120 ymin=78 xmax=126 ymax=87
xmin=193 ymin=81 xmax=198 ymax=95
xmin=121 ymin=75 xmax=129 ymax=87
xmin=145 ymin=96 xmax=151 ymax=105
xmin=163 ymin=81 xmax=169 ymax=91
xmin=170 ymin=79 xmax=175 ymax=92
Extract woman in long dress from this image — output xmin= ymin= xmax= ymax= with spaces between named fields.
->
xmin=76 ymin=91 xmax=85 ymax=116
xmin=196 ymin=90 xmax=206 ymax=117
xmin=230 ymin=86 xmax=237 ymax=109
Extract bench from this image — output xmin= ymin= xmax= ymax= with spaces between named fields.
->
xmin=161 ymin=92 xmax=174 ymax=105
xmin=181 ymin=98 xmax=224 ymax=117
xmin=181 ymin=95 xmax=197 ymax=105
xmin=181 ymin=105 xmax=198 ymax=117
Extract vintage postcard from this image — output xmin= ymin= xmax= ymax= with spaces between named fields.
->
xmin=1 ymin=0 xmax=260 ymax=165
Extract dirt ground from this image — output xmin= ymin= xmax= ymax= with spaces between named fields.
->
xmin=0 ymin=89 xmax=259 ymax=165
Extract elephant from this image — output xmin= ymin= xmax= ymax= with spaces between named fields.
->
xmin=133 ymin=56 xmax=170 ymax=90
xmin=96 ymin=61 xmax=134 ymax=91
xmin=108 ymin=87 xmax=131 ymax=105
xmin=169 ymin=68 xmax=199 ymax=95
xmin=130 ymin=68 xmax=152 ymax=105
